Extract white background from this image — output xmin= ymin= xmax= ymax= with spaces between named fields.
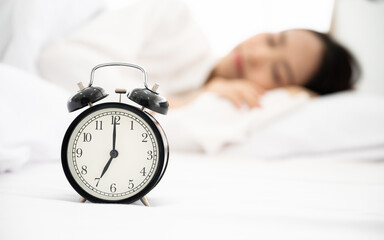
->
xmin=106 ymin=0 xmax=334 ymax=55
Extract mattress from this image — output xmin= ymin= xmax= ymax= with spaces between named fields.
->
xmin=1 ymin=151 xmax=383 ymax=240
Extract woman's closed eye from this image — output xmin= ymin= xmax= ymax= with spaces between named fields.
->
xmin=267 ymin=32 xmax=285 ymax=48
xmin=266 ymin=34 xmax=276 ymax=47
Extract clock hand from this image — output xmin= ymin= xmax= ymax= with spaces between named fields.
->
xmin=97 ymin=119 xmax=119 ymax=182
xmin=112 ymin=119 xmax=116 ymax=150
xmin=99 ymin=156 xmax=113 ymax=179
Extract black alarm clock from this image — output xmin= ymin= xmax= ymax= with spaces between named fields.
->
xmin=61 ymin=63 xmax=169 ymax=206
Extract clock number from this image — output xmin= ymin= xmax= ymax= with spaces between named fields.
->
xmin=142 ymin=133 xmax=148 ymax=142
xmin=76 ymin=148 xmax=83 ymax=158
xmin=140 ymin=167 xmax=146 ymax=176
xmin=81 ymin=165 xmax=87 ymax=175
xmin=130 ymin=121 xmax=134 ymax=130
xmin=128 ymin=179 xmax=134 ymax=189
xmin=83 ymin=133 xmax=92 ymax=142
xmin=147 ymin=150 xmax=153 ymax=160
xmin=94 ymin=178 xmax=101 ymax=187
xmin=111 ymin=116 xmax=120 ymax=125
xmin=110 ymin=183 xmax=117 ymax=193
xmin=95 ymin=120 xmax=103 ymax=130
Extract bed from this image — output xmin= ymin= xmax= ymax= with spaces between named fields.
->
xmin=1 ymin=0 xmax=384 ymax=239
xmin=1 ymin=151 xmax=384 ymax=240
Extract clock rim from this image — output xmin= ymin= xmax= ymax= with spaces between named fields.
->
xmin=61 ymin=102 xmax=167 ymax=204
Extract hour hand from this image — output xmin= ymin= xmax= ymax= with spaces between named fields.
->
xmin=99 ymin=156 xmax=113 ymax=180
xmin=97 ymin=119 xmax=118 ymax=181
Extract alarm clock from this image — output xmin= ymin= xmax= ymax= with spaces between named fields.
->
xmin=61 ymin=63 xmax=169 ymax=206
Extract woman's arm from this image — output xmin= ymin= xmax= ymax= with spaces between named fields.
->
xmin=168 ymin=78 xmax=318 ymax=109
xmin=203 ymin=77 xmax=265 ymax=109
xmin=169 ymin=77 xmax=266 ymax=109
xmin=283 ymin=86 xmax=318 ymax=98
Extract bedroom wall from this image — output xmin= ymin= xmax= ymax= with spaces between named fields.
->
xmin=104 ymin=0 xmax=335 ymax=56
xmin=331 ymin=0 xmax=384 ymax=94
xmin=181 ymin=0 xmax=334 ymax=56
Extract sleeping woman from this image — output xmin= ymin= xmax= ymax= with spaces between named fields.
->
xmin=36 ymin=0 xmax=359 ymax=153
xmin=170 ymin=29 xmax=358 ymax=109
xmin=37 ymin=0 xmax=358 ymax=108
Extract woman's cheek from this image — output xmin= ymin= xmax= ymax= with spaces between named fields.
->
xmin=246 ymin=68 xmax=273 ymax=89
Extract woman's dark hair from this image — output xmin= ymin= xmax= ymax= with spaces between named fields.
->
xmin=304 ymin=30 xmax=360 ymax=95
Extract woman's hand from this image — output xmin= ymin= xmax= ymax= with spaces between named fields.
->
xmin=204 ymin=77 xmax=265 ymax=109
xmin=283 ymin=86 xmax=318 ymax=98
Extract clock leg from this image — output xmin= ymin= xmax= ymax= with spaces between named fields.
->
xmin=140 ymin=196 xmax=151 ymax=207
xmin=79 ymin=197 xmax=87 ymax=203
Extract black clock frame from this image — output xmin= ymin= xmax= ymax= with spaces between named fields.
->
xmin=61 ymin=102 xmax=168 ymax=204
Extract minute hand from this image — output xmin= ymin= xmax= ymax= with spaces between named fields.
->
xmin=112 ymin=119 xmax=116 ymax=150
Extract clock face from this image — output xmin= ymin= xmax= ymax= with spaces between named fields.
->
xmin=62 ymin=103 xmax=166 ymax=203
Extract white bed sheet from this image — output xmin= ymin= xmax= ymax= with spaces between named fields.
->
xmin=1 ymin=152 xmax=383 ymax=240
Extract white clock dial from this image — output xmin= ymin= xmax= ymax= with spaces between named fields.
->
xmin=65 ymin=106 xmax=161 ymax=202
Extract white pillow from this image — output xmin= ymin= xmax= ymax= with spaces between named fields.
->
xmin=0 ymin=0 xmax=105 ymax=73
xmin=162 ymin=89 xmax=311 ymax=154
xmin=225 ymin=91 xmax=384 ymax=158
xmin=0 ymin=64 xmax=72 ymax=172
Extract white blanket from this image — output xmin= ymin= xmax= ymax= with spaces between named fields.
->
xmin=161 ymin=90 xmax=311 ymax=153
xmin=37 ymin=0 xmax=216 ymax=96
xmin=0 ymin=0 xmax=105 ymax=73
xmin=0 ymin=64 xmax=71 ymax=173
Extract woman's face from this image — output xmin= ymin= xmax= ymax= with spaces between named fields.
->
xmin=213 ymin=29 xmax=324 ymax=89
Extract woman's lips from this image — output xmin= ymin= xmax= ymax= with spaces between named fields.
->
xmin=234 ymin=49 xmax=243 ymax=78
